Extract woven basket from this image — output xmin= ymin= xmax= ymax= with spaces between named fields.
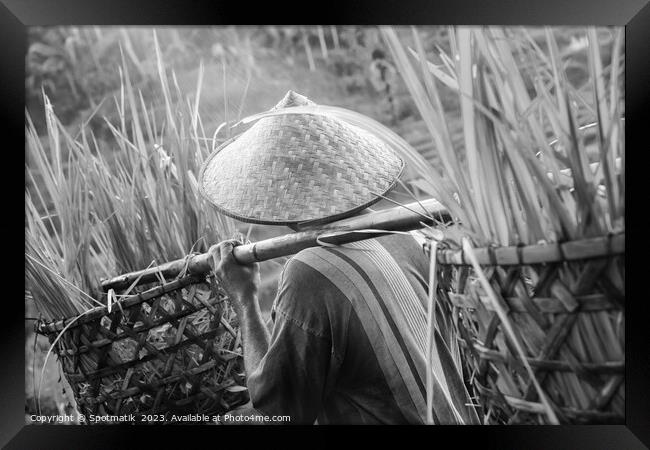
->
xmin=36 ymin=268 xmax=249 ymax=422
xmin=426 ymin=233 xmax=625 ymax=424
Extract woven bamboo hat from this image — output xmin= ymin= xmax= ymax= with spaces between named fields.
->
xmin=199 ymin=91 xmax=404 ymax=225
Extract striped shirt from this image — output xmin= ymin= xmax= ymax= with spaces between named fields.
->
xmin=245 ymin=233 xmax=479 ymax=424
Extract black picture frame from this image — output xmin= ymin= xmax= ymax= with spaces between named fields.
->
xmin=4 ymin=0 xmax=649 ymax=448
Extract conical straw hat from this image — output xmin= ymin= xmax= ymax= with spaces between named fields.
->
xmin=199 ymin=91 xmax=404 ymax=225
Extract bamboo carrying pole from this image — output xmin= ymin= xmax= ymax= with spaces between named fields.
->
xmin=100 ymin=196 xmax=625 ymax=292
xmin=101 ymin=198 xmax=450 ymax=291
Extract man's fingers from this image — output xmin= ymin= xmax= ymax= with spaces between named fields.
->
xmin=208 ymin=240 xmax=238 ymax=267
xmin=207 ymin=244 xmax=222 ymax=269
xmin=218 ymin=239 xmax=241 ymax=262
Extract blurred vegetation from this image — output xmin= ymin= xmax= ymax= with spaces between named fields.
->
xmin=26 ymin=25 xmax=618 ymax=144
xmin=26 ymin=26 xmax=414 ymax=133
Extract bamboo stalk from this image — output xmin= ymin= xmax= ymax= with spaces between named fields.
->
xmin=101 ymin=198 xmax=450 ymax=291
xmin=100 ymin=195 xmax=625 ymax=292
xmin=436 ymin=233 xmax=623 ymax=266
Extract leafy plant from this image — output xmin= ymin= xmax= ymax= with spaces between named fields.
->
xmin=26 ymin=31 xmax=237 ymax=321
xmin=379 ymin=26 xmax=624 ymax=246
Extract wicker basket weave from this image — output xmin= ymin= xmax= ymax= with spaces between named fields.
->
xmin=427 ymin=233 xmax=625 ymax=424
xmin=36 ymin=270 xmax=249 ymax=422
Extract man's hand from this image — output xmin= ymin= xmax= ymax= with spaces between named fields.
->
xmin=208 ymin=239 xmax=261 ymax=316
xmin=209 ymin=240 xmax=270 ymax=383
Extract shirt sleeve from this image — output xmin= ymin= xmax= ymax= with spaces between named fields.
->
xmin=245 ymin=255 xmax=342 ymax=424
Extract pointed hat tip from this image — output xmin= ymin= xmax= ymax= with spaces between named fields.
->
xmin=273 ymin=90 xmax=315 ymax=109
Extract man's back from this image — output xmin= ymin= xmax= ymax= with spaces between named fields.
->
xmin=246 ymin=233 xmax=479 ymax=424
